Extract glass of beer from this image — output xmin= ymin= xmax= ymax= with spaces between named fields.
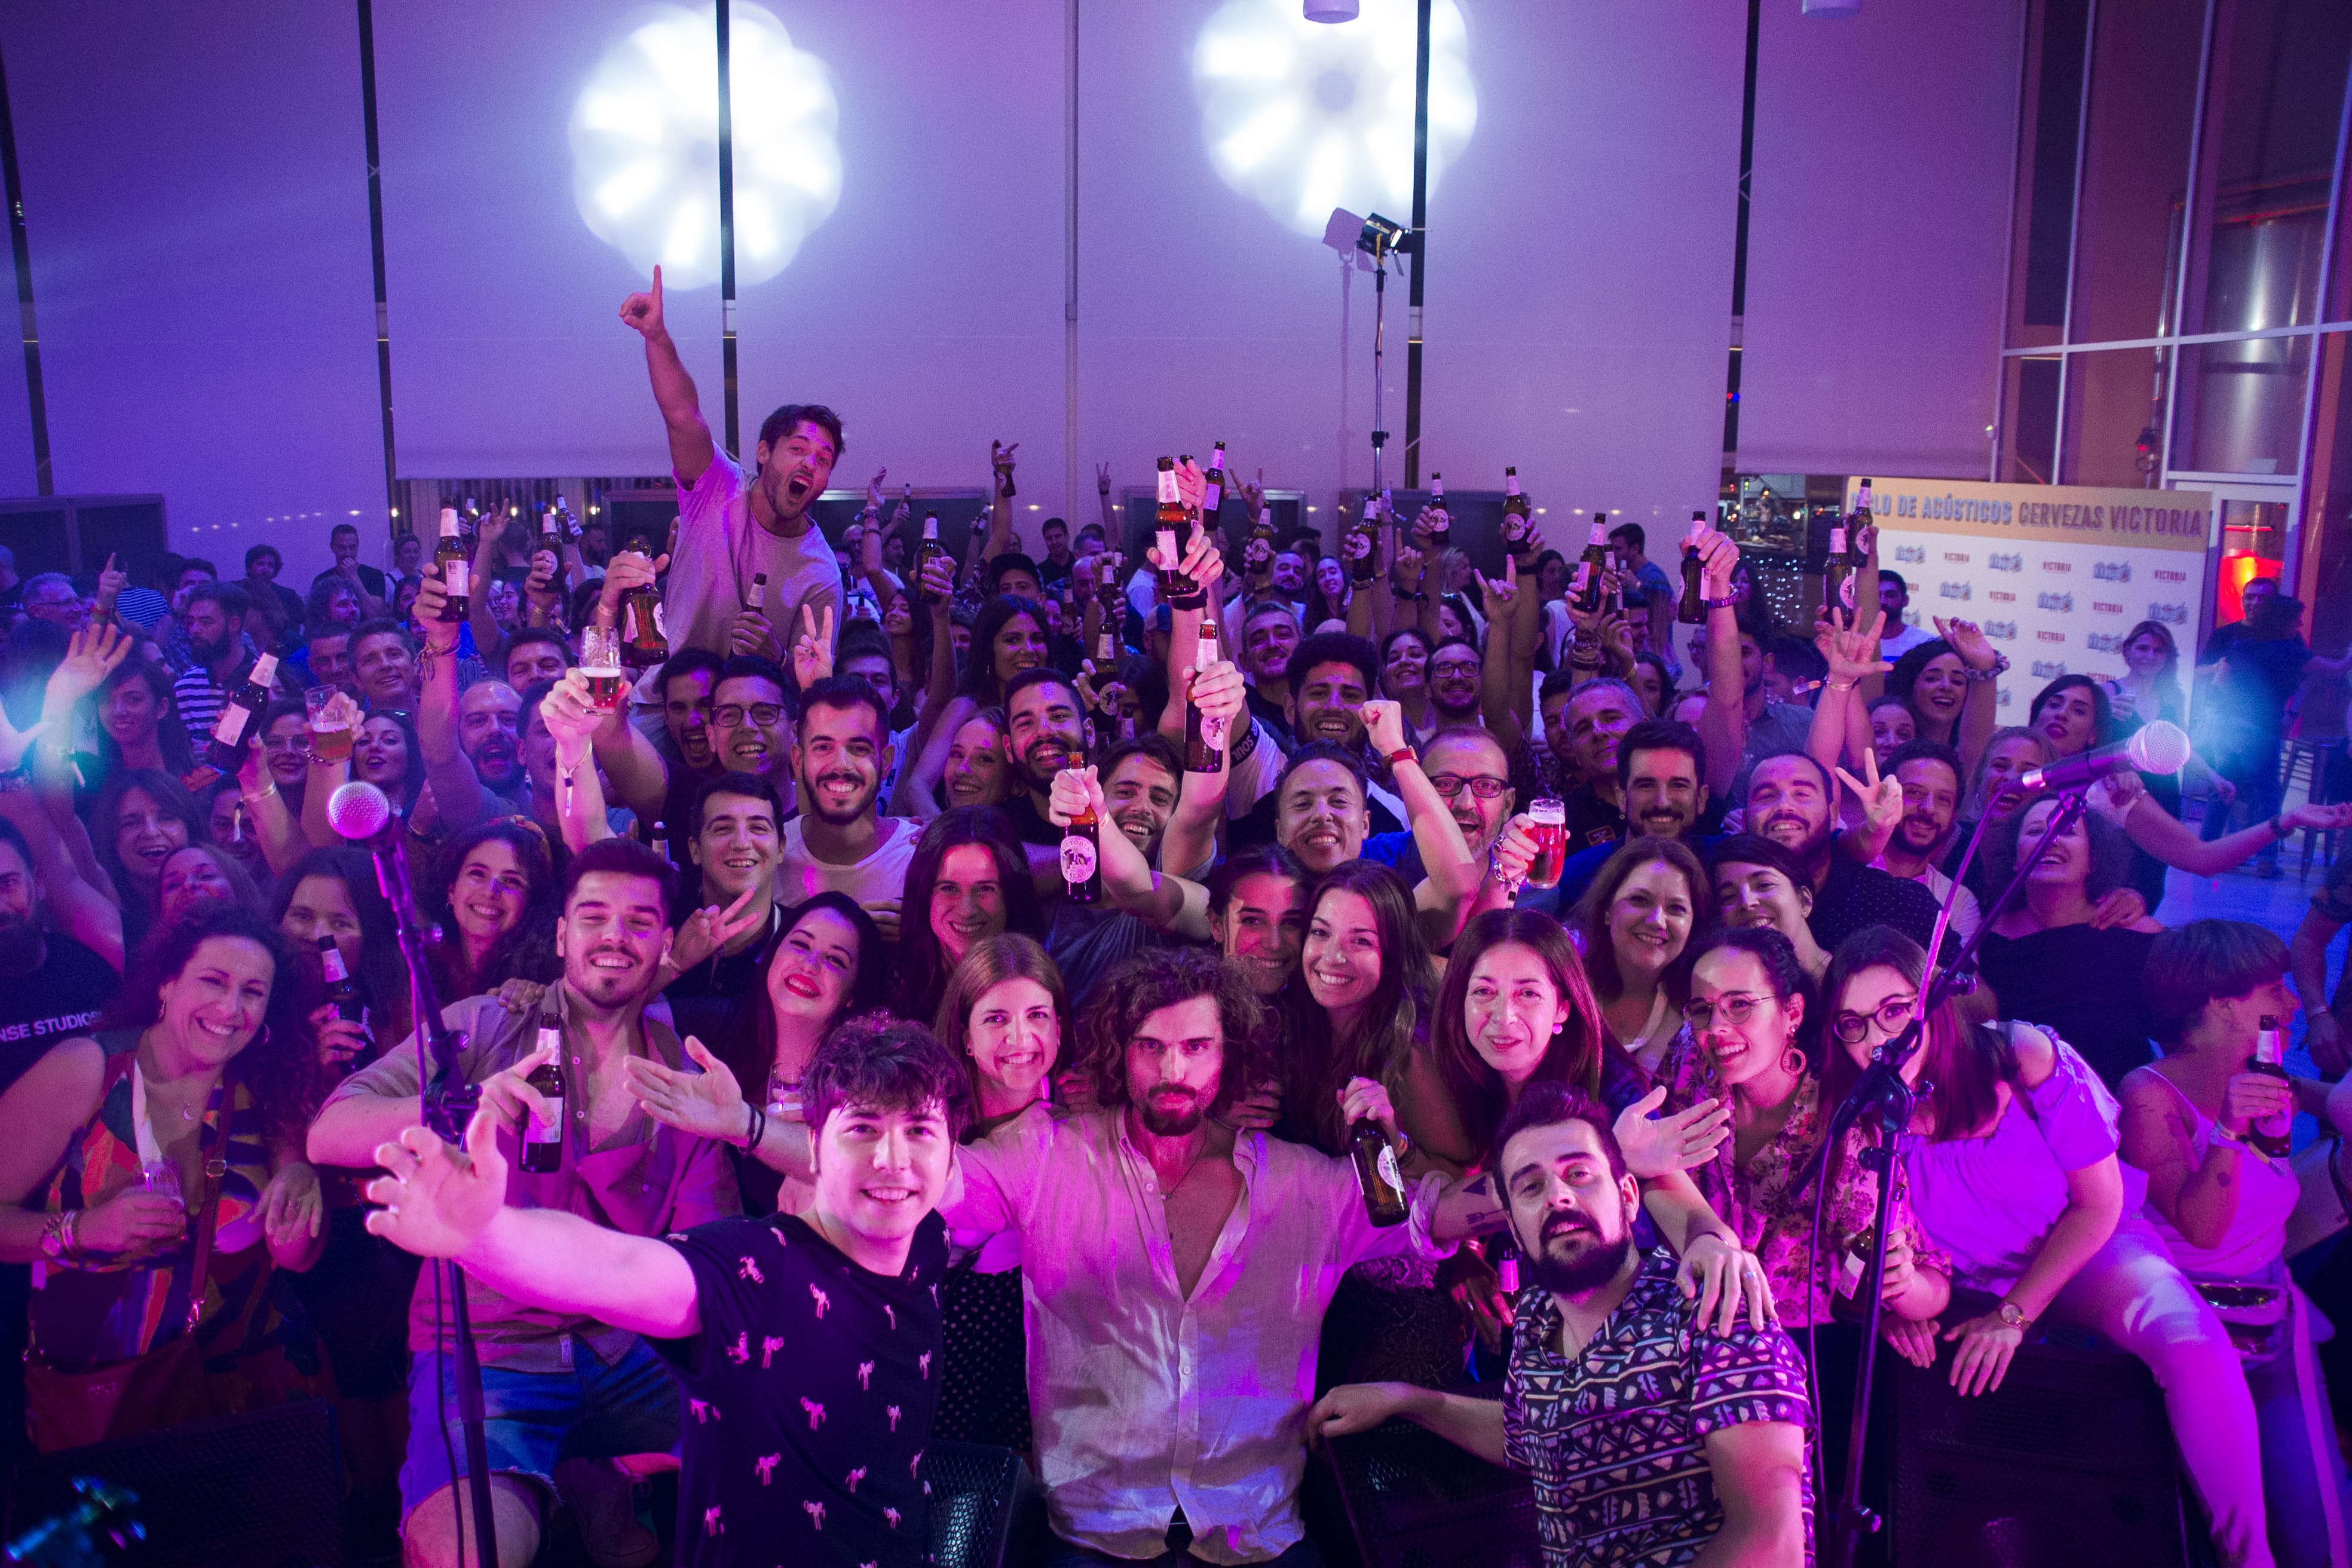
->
xmin=580 ymin=626 xmax=626 ymax=712
xmin=305 ymin=684 xmax=353 ymax=762
xmin=1526 ymin=798 xmax=1568 ymax=889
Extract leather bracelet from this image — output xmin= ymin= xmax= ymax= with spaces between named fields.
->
xmin=2210 ymin=1122 xmax=2245 ymax=1146
xmin=1701 ymin=593 xmax=1739 ymax=610
xmin=1386 ymin=746 xmax=1419 ymax=770
xmin=2273 ymin=814 xmax=2292 ymax=840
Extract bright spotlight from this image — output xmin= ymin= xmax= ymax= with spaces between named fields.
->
xmin=570 ymin=3 xmax=841 ymax=289
xmin=1194 ymin=0 xmax=1475 ymax=239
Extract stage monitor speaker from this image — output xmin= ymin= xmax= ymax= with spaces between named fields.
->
xmin=4 ymin=1401 xmax=344 ymax=1568
xmin=1891 ymin=1340 xmax=2189 ymax=1568
xmin=1319 ymin=1413 xmax=1543 ymax=1568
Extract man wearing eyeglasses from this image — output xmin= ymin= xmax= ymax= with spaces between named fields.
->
xmin=708 ymin=656 xmax=797 ymax=800
xmin=1361 ymin=725 xmax=1513 ymax=892
xmin=1551 ymin=679 xmax=1646 ymax=851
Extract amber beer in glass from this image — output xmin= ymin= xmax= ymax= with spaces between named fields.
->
xmin=1526 ymin=798 xmax=1567 ymax=889
xmin=580 ymin=626 xmax=626 ymax=712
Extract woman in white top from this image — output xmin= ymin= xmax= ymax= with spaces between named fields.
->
xmin=2123 ymin=920 xmax=2352 ymax=1568
xmin=1569 ymin=836 xmax=1707 ymax=1078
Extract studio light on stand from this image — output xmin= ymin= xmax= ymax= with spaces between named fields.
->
xmin=1349 ymin=210 xmax=1411 ymax=499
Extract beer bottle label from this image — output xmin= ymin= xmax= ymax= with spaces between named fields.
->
xmin=1838 ymin=574 xmax=1857 ymax=611
xmin=526 ymin=1102 xmax=559 ymax=1147
xmin=446 ymin=561 xmax=470 ymax=597
xmin=623 ymin=599 xmax=641 ymax=640
xmin=212 ymin=702 xmax=252 ymax=746
xmin=1157 ymin=528 xmax=1180 ymax=565
xmin=1200 ymin=710 xmax=1229 ymax=749
xmin=1376 ymin=1143 xmax=1403 ymax=1195
xmin=1343 ymin=529 xmax=1368 ymax=560
xmin=1059 ymin=834 xmax=1098 ymax=884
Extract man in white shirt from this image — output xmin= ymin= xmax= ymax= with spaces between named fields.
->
xmin=1872 ymin=737 xmax=1982 ymax=941
xmin=1877 ymin=571 xmax=1935 ymax=659
xmin=618 ymin=267 xmax=843 ymax=662
xmin=945 ymin=947 xmax=1475 ymax=1566
xmin=773 ymin=675 xmax=919 ymax=941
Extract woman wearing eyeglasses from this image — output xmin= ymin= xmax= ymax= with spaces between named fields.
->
xmin=1659 ymin=926 xmax=1951 ymax=1517
xmin=1823 ymin=924 xmax=2271 ymax=1568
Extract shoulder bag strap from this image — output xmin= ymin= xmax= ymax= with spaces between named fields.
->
xmin=180 ymin=1080 xmax=229 ymax=1330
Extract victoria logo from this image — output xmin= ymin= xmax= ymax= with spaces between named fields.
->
xmin=2087 ymin=631 xmax=2123 ymax=653
xmin=1892 ymin=544 xmax=1927 ymax=564
xmin=2092 ymin=602 xmax=2123 ymax=615
xmin=1983 ymin=620 xmax=2017 ymax=641
xmin=1996 ymin=687 xmax=2014 ymax=708
xmin=2036 ymin=592 xmax=2074 ymax=612
xmin=1987 ymin=590 xmax=2017 ymax=603
xmin=1938 ymin=581 xmax=1973 ymax=601
xmin=2035 ymin=630 xmax=2066 ymax=644
xmin=2093 ymin=561 xmax=2132 ymax=583
xmin=2154 ymin=568 xmax=2187 ymax=584
xmin=2148 ymin=602 xmax=2189 ymax=625
xmin=2042 ymin=561 xmax=2072 ymax=574
xmin=1987 ymin=552 xmax=2023 ymax=573
xmin=1943 ymin=552 xmax=1972 ymax=564
xmin=2030 ymin=660 xmax=2069 ymax=679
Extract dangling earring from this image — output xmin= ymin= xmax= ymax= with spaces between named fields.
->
xmin=1780 ymin=1034 xmax=1805 ymax=1077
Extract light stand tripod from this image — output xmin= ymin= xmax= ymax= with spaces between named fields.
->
xmin=1356 ymin=212 xmax=1410 ymax=502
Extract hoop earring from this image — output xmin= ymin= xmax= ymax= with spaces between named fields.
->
xmin=1780 ymin=1040 xmax=1805 ymax=1077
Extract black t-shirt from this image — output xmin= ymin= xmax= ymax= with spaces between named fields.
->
xmin=1560 ymin=783 xmax=1625 ymax=853
xmin=996 ymin=791 xmax=1065 ymax=849
xmin=1808 ymin=841 xmax=1948 ymax=957
xmin=656 ymin=1211 xmax=948 ymax=1567
xmin=0 ymin=935 xmax=116 ymax=1093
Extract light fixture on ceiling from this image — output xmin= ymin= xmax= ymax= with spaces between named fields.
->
xmin=1304 ymin=0 xmax=1359 ymax=19
xmin=1801 ymin=0 xmax=1860 ymax=15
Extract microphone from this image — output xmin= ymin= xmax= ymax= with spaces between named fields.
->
xmin=326 ymin=779 xmax=394 ymax=842
xmin=2016 ymin=719 xmax=2189 ymax=796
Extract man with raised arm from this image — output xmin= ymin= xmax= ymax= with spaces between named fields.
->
xmin=362 ymin=1018 xmax=969 ymax=1568
xmin=617 ymin=267 xmax=844 ymax=664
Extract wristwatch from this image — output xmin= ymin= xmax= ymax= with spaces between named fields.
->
xmin=1386 ymin=746 xmax=1419 ymax=770
xmin=1996 ymin=1300 xmax=2034 ymax=1333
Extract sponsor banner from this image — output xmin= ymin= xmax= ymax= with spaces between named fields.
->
xmin=1852 ymin=479 xmax=2213 ymax=724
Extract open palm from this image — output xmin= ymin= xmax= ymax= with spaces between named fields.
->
xmin=364 ymin=1113 xmax=509 ymax=1260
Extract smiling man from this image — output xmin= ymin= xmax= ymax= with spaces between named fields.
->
xmin=1043 ymin=734 xmax=1190 ymax=1009
xmin=998 ymin=667 xmax=1091 ymax=847
xmin=1551 ymin=679 xmax=1644 ymax=850
xmin=1241 ymin=599 xmax=1301 ymax=749
xmin=1873 ymin=737 xmax=1982 ymax=941
xmin=310 ymin=839 xmax=740 ymax=1568
xmin=619 ymin=268 xmax=843 ymax=663
xmin=775 ymin=676 xmax=918 ymax=936
xmin=354 ymin=618 xmax=422 ymax=712
xmin=358 ymin=1015 xmax=966 ymax=1568
xmin=1744 ymin=750 xmax=1940 ymax=953
xmin=1544 ymin=721 xmax=1719 ymax=912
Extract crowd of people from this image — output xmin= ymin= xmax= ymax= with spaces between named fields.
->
xmin=3 ymin=268 xmax=2352 ymax=1568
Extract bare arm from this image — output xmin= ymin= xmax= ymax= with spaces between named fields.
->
xmin=1159 ymin=677 xmax=1241 ymax=877
xmin=1692 ymin=1422 xmax=1811 ymax=1568
xmin=0 ymin=788 xmax=122 ymax=970
xmin=1051 ymin=767 xmax=1212 ymax=939
xmin=411 ymin=575 xmax=497 ymax=835
xmin=2290 ymin=906 xmax=2345 ymax=1074
xmin=0 ymin=1039 xmax=105 ymax=1263
xmin=1695 ymin=528 xmax=1745 ymax=799
xmin=467 ymin=522 xmax=503 ymax=661
xmin=618 ymin=268 xmax=717 ymax=488
xmin=541 ymin=673 xmax=618 ymax=855
xmin=1306 ymin=1382 xmax=1511 ymax=1469
xmin=2109 ymin=779 xmax=2346 ymax=877
xmin=2120 ymin=1071 xmax=2251 ymax=1254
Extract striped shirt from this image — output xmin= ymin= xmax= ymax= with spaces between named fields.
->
xmin=174 ymin=667 xmax=228 ymax=752
xmin=1504 ymin=1245 xmax=1813 ymax=1567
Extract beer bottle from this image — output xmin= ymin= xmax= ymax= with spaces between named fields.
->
xmin=747 ymin=571 xmax=768 ymax=611
xmin=540 ymin=506 xmax=561 ymax=554
xmin=1201 ymin=442 xmax=1229 ymax=520
xmin=2248 ymin=1015 xmax=2293 ymax=1158
xmin=521 ymin=1015 xmax=566 ymax=1175
xmin=648 ymin=819 xmax=669 ymax=865
xmin=1245 ymin=502 xmax=1277 ymax=581
xmin=1426 ymin=471 xmax=1449 ymax=547
xmin=1574 ymin=509 xmax=1608 ymax=615
xmin=1343 ymin=503 xmax=1378 ymax=586
xmin=915 ymin=513 xmax=949 ymax=604
xmin=1677 ymin=512 xmax=1708 ymax=626
xmin=317 ymin=936 xmax=366 ymax=1027
xmin=1184 ymin=618 xmax=1228 ymax=774
xmin=1094 ymin=616 xmax=1117 ymax=668
xmin=1349 ymin=1117 xmax=1408 ymax=1227
xmin=1156 ymin=458 xmax=1199 ymax=601
xmin=619 ymin=575 xmax=668 ymax=669
xmin=184 ymin=651 xmax=281 ymax=791
xmin=1059 ymin=787 xmax=1101 ymax=904
xmin=434 ymin=507 xmax=471 ymax=621
xmin=1824 ymin=524 xmax=1852 ymax=619
xmin=1501 ymin=466 xmax=1530 ymax=549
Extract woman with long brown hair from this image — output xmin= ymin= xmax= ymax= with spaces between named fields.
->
xmin=1570 ymin=836 xmax=1708 ymax=1076
xmin=930 ymin=933 xmax=1071 ymax=1454
xmin=891 ymin=807 xmax=1044 ymax=1027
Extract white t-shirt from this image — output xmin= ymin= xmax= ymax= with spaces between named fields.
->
xmin=1881 ymin=618 xmax=1936 ymax=659
xmin=774 ymin=814 xmax=921 ymax=909
xmin=667 ymin=451 xmax=844 ymax=660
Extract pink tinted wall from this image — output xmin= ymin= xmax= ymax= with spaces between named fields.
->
xmin=0 ymin=0 xmax=384 ymax=585
xmin=1735 ymin=0 xmax=2028 ymax=480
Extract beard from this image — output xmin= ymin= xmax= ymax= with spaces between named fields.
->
xmin=191 ymin=632 xmax=236 ymax=667
xmin=1524 ymin=1214 xmax=1634 ymax=1296
xmin=1137 ymin=1085 xmax=1210 ymax=1137
xmin=1898 ymin=813 xmax=1947 ymax=855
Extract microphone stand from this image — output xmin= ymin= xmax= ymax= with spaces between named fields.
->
xmin=1823 ymin=785 xmax=2091 ymax=1568
xmin=365 ymin=831 xmax=497 ymax=1568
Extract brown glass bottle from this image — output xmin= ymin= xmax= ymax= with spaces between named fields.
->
xmin=1350 ymin=1117 xmax=1408 ymax=1227
xmin=522 ymin=1017 xmax=566 ymax=1174
xmin=1184 ymin=620 xmax=1227 ymax=773
xmin=620 ymin=579 xmax=668 ymax=669
xmin=434 ymin=507 xmax=471 ymax=621
xmin=1156 ymin=458 xmax=1198 ymax=601
xmin=184 ymin=652 xmax=281 ymax=791
xmin=1060 ymin=794 xmax=1101 ymax=904
xmin=915 ymin=514 xmax=949 ymax=604
xmin=1677 ymin=511 xmax=1708 ymax=626
xmin=2249 ymin=1015 xmax=2292 ymax=1158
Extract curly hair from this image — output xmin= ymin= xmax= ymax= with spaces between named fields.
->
xmin=1074 ymin=947 xmax=1272 ymax=1120
xmin=803 ymin=1015 xmax=973 ymax=1147
xmin=103 ymin=903 xmax=323 ymax=1154
xmin=427 ymin=819 xmax=560 ymax=997
xmin=1989 ymin=792 xmax=2134 ymax=901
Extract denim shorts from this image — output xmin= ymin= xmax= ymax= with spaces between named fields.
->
xmin=397 ymin=1337 xmax=681 ymax=1523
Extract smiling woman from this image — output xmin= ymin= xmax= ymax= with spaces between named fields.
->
xmin=892 ymin=808 xmax=1044 ymax=1028
xmin=424 ymin=820 xmax=559 ymax=1004
xmin=89 ymin=770 xmax=206 ymax=954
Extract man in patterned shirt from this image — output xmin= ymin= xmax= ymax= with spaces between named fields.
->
xmin=1310 ymin=1081 xmax=1812 ymax=1566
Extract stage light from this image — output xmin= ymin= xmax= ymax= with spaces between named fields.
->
xmin=1194 ymin=0 xmax=1476 ymax=239
xmin=571 ymin=3 xmax=841 ymax=290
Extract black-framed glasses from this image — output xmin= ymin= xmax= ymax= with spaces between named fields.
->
xmin=1428 ymin=773 xmax=1510 ymax=801
xmin=715 ymin=703 xmax=787 ymax=728
xmin=1832 ymin=996 xmax=1918 ymax=1044
xmin=1682 ymin=992 xmax=1774 ymax=1030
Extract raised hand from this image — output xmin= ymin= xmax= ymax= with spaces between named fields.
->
xmin=597 ymin=550 xmax=670 ymax=625
xmin=1239 ymin=468 xmax=1266 ymax=521
xmin=1695 ymin=525 xmax=1740 ymax=596
xmin=791 ymin=602 xmax=836 ymax=688
xmin=1360 ymin=698 xmax=1408 ymax=759
xmin=1048 ymin=764 xmax=1105 ymax=829
xmin=1337 ymin=1074 xmax=1399 ymax=1140
xmin=918 ymin=554 xmax=957 ymax=614
xmin=412 ymin=564 xmax=452 ymax=639
xmin=96 ymin=552 xmax=128 ymax=610
xmin=667 ymin=883 xmax=765 ymax=978
xmin=1822 ymin=607 xmax=1895 ymax=684
xmin=537 ymin=671 xmax=608 ymax=752
xmin=1189 ymin=661 xmax=1247 ymax=733
xmin=365 ymin=1109 xmax=510 ymax=1260
xmin=623 ymin=1034 xmax=750 ymax=1144
xmin=1095 ymin=461 xmax=1111 ymax=497
xmin=1935 ymin=616 xmax=1998 ymax=672
xmin=866 ymin=468 xmax=887 ymax=511
xmin=1173 ymin=456 xmax=1206 ymax=513
xmin=44 ymin=621 xmax=131 ymax=712
xmin=1835 ymin=748 xmax=1904 ymax=843
xmin=617 ymin=265 xmax=666 ymax=338
xmin=1612 ymin=1085 xmax=1733 ymax=1179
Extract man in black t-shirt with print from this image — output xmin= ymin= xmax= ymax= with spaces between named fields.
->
xmin=363 ymin=1018 xmax=973 ymax=1567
